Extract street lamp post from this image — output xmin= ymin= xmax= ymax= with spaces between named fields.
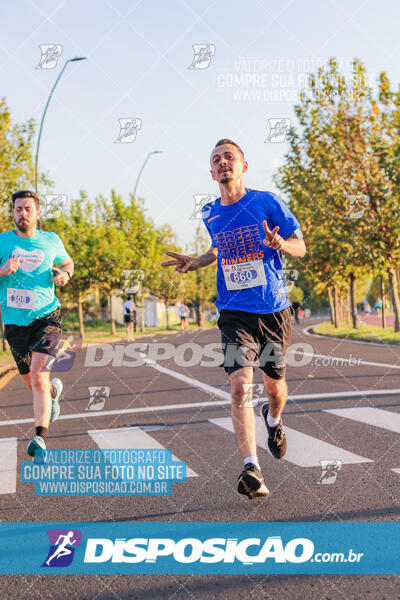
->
xmin=34 ymin=56 xmax=87 ymax=193
xmin=133 ymin=150 xmax=162 ymax=198
xmin=132 ymin=151 xmax=163 ymax=333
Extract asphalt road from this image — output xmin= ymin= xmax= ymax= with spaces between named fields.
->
xmin=0 ymin=318 xmax=399 ymax=599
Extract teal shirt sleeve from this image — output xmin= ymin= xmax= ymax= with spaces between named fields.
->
xmin=0 ymin=234 xmax=7 ymax=265
xmin=53 ymin=234 xmax=70 ymax=263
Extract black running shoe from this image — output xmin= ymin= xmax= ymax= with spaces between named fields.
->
xmin=260 ymin=403 xmax=287 ymax=459
xmin=237 ymin=463 xmax=269 ymax=499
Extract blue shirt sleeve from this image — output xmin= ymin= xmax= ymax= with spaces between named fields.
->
xmin=53 ymin=234 xmax=70 ymax=263
xmin=202 ymin=204 xmax=216 ymax=247
xmin=266 ymin=193 xmax=300 ymax=239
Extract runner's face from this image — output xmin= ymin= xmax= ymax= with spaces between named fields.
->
xmin=13 ymin=198 xmax=41 ymax=232
xmin=210 ymin=144 xmax=247 ymax=184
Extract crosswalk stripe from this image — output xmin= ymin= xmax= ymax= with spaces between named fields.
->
xmin=0 ymin=437 xmax=17 ymax=494
xmin=209 ymin=417 xmax=372 ymax=467
xmin=392 ymin=469 xmax=400 ymax=475
xmin=88 ymin=426 xmax=197 ymax=477
xmin=324 ymin=407 xmax=400 ymax=433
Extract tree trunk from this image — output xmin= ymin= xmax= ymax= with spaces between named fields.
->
xmin=333 ymin=283 xmax=339 ymax=328
xmin=349 ymin=273 xmax=359 ymax=329
xmin=199 ymin=304 xmax=204 ymax=327
xmin=195 ymin=268 xmax=203 ymax=327
xmin=346 ymin=289 xmax=351 ymax=326
xmin=77 ymin=293 xmax=85 ymax=339
xmin=194 ymin=301 xmax=201 ymax=327
xmin=339 ymin=295 xmax=345 ymax=323
xmin=109 ymin=293 xmax=116 ymax=335
xmin=327 ymin=287 xmax=334 ymax=325
xmin=387 ymin=267 xmax=400 ymax=332
xmin=165 ymin=302 xmax=169 ymax=329
xmin=380 ymin=274 xmax=386 ymax=329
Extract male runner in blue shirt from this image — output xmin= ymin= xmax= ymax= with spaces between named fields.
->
xmin=162 ymin=139 xmax=306 ymax=499
xmin=0 ymin=190 xmax=74 ymax=462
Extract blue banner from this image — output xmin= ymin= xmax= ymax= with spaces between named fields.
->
xmin=20 ymin=449 xmax=186 ymax=496
xmin=0 ymin=522 xmax=399 ymax=574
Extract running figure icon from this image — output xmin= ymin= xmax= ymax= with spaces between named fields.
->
xmin=45 ymin=531 xmax=77 ymax=566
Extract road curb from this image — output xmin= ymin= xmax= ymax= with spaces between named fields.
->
xmin=303 ymin=324 xmax=400 ymax=349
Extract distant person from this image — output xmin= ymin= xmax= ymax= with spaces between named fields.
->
xmin=179 ymin=301 xmax=189 ymax=331
xmin=375 ymin=299 xmax=382 ymax=314
xmin=123 ymin=295 xmax=136 ymax=341
xmin=291 ymin=300 xmax=300 ymax=324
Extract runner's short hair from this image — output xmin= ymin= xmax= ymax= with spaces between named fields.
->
xmin=12 ymin=190 xmax=40 ymax=209
xmin=213 ymin=139 xmax=244 ymax=160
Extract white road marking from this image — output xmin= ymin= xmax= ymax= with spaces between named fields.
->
xmin=324 ymin=407 xmax=400 ymax=433
xmin=209 ymin=417 xmax=372 ymax=467
xmin=392 ymin=469 xmax=400 ymax=475
xmin=1 ymin=379 xmax=400 ymax=427
xmin=143 ymin=360 xmax=231 ymax=399
xmin=0 ymin=437 xmax=17 ymax=494
xmin=88 ymin=426 xmax=197 ymax=477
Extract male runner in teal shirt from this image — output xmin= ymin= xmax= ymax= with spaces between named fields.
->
xmin=0 ymin=190 xmax=74 ymax=462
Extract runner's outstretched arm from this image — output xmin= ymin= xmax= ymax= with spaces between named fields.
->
xmin=161 ymin=245 xmax=217 ymax=273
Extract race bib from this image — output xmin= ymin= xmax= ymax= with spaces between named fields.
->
xmin=7 ymin=288 xmax=36 ymax=310
xmin=222 ymin=259 xmax=267 ymax=291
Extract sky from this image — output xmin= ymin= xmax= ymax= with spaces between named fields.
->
xmin=1 ymin=0 xmax=400 ymax=247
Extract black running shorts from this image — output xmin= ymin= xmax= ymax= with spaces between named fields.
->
xmin=4 ymin=309 xmax=62 ymax=375
xmin=217 ymin=307 xmax=292 ymax=379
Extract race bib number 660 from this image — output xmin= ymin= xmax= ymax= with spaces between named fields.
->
xmin=222 ymin=259 xmax=267 ymax=291
xmin=7 ymin=288 xmax=36 ymax=310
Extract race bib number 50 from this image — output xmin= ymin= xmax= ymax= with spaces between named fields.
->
xmin=222 ymin=259 xmax=267 ymax=291
xmin=7 ymin=288 xmax=36 ymax=310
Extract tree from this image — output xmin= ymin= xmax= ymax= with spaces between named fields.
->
xmin=93 ymin=192 xmax=133 ymax=335
xmin=51 ymin=192 xmax=101 ymax=338
xmin=275 ymin=58 xmax=400 ymax=330
xmin=147 ymin=225 xmax=183 ymax=329
xmin=0 ymin=99 xmax=51 ymax=348
xmin=183 ymin=224 xmax=217 ymax=326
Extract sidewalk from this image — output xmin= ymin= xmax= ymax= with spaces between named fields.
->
xmin=358 ymin=314 xmax=394 ymax=327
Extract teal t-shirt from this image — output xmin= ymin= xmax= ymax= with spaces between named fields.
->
xmin=0 ymin=229 xmax=70 ymax=326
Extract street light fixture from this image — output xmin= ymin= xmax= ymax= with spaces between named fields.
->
xmin=133 ymin=150 xmax=163 ymax=198
xmin=34 ymin=56 xmax=87 ymax=193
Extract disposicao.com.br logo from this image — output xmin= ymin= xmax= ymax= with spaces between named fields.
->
xmin=83 ymin=536 xmax=362 ymax=566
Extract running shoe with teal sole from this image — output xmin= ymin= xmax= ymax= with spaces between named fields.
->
xmin=50 ymin=378 xmax=63 ymax=423
xmin=27 ymin=435 xmax=47 ymax=463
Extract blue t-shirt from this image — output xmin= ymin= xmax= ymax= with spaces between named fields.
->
xmin=202 ymin=189 xmax=301 ymax=314
xmin=0 ymin=229 xmax=70 ymax=326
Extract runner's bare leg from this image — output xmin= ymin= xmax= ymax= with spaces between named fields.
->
xmin=263 ymin=374 xmax=287 ymax=419
xmin=28 ymin=352 xmax=53 ymax=427
xmin=230 ymin=367 xmax=257 ymax=458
